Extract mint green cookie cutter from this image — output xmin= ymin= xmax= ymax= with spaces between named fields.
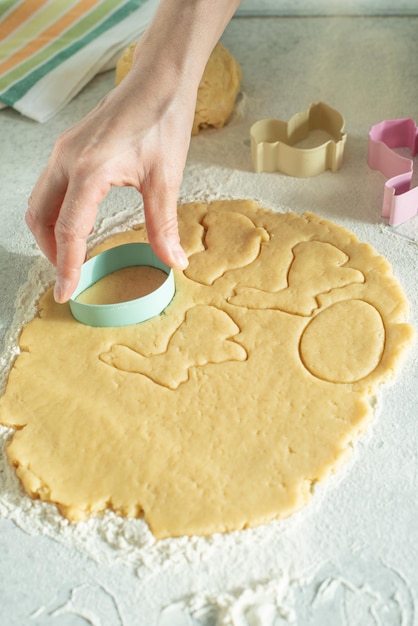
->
xmin=69 ymin=243 xmax=175 ymax=327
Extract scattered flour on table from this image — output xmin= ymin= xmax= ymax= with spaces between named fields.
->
xmin=158 ymin=556 xmax=415 ymax=625
xmin=0 ymin=203 xmax=300 ymax=574
xmin=0 ymin=200 xmax=351 ymax=575
xmin=0 ymin=200 xmax=416 ymax=626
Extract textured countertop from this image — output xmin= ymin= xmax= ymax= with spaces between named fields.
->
xmin=1 ymin=11 xmax=417 ymax=626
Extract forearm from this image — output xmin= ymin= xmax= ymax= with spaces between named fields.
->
xmin=131 ymin=0 xmax=242 ymax=89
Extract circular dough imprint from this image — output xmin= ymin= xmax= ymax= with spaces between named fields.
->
xmin=299 ymin=299 xmax=386 ymax=383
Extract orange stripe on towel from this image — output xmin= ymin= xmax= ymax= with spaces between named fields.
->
xmin=0 ymin=0 xmax=101 ymax=75
xmin=0 ymin=0 xmax=50 ymax=37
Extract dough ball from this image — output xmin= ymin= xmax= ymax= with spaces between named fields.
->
xmin=192 ymin=41 xmax=242 ymax=135
xmin=115 ymin=42 xmax=136 ymax=86
xmin=115 ymin=41 xmax=242 ymax=135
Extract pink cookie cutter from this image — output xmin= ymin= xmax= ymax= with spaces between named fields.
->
xmin=367 ymin=118 xmax=418 ymax=225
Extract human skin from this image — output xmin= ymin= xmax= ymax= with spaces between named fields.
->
xmin=26 ymin=0 xmax=242 ymax=303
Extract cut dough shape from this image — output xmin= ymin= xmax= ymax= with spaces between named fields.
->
xmin=116 ymin=41 xmax=242 ymax=135
xmin=299 ymin=300 xmax=386 ymax=383
xmin=100 ymin=305 xmax=247 ymax=390
xmin=230 ymin=240 xmax=365 ymax=315
xmin=0 ymin=201 xmax=414 ymax=539
xmin=185 ymin=211 xmax=269 ymax=285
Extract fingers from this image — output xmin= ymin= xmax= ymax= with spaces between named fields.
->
xmin=53 ymin=178 xmax=105 ymax=303
xmin=27 ymin=156 xmax=105 ymax=303
xmin=28 ymin=155 xmax=188 ymax=304
xmin=141 ymin=170 xmax=189 ymax=270
xmin=26 ymin=82 xmax=191 ymax=305
xmin=26 ymin=164 xmax=68 ymax=266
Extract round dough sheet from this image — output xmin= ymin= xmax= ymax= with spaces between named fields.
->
xmin=0 ymin=200 xmax=414 ymax=539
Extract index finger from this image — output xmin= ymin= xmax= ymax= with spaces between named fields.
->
xmin=26 ymin=164 xmax=68 ymax=266
xmin=53 ymin=179 xmax=107 ymax=303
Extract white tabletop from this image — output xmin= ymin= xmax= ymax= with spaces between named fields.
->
xmin=1 ymin=12 xmax=417 ymax=626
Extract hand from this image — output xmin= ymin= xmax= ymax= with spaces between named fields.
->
xmin=27 ymin=51 xmax=193 ymax=303
xmin=26 ymin=0 xmax=242 ymax=303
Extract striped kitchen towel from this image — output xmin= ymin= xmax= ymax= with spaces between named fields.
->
xmin=0 ymin=0 xmax=158 ymax=122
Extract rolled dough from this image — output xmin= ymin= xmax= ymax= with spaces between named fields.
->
xmin=0 ymin=201 xmax=414 ymax=539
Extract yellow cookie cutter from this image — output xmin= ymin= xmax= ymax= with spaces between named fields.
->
xmin=250 ymin=102 xmax=347 ymax=177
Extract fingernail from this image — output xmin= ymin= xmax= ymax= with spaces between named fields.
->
xmin=54 ymin=277 xmax=71 ymax=303
xmin=172 ymin=244 xmax=189 ymax=269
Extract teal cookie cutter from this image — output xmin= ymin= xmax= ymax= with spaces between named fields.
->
xmin=69 ymin=243 xmax=175 ymax=327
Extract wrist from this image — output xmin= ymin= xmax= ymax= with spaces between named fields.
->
xmin=133 ymin=0 xmax=241 ymax=88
